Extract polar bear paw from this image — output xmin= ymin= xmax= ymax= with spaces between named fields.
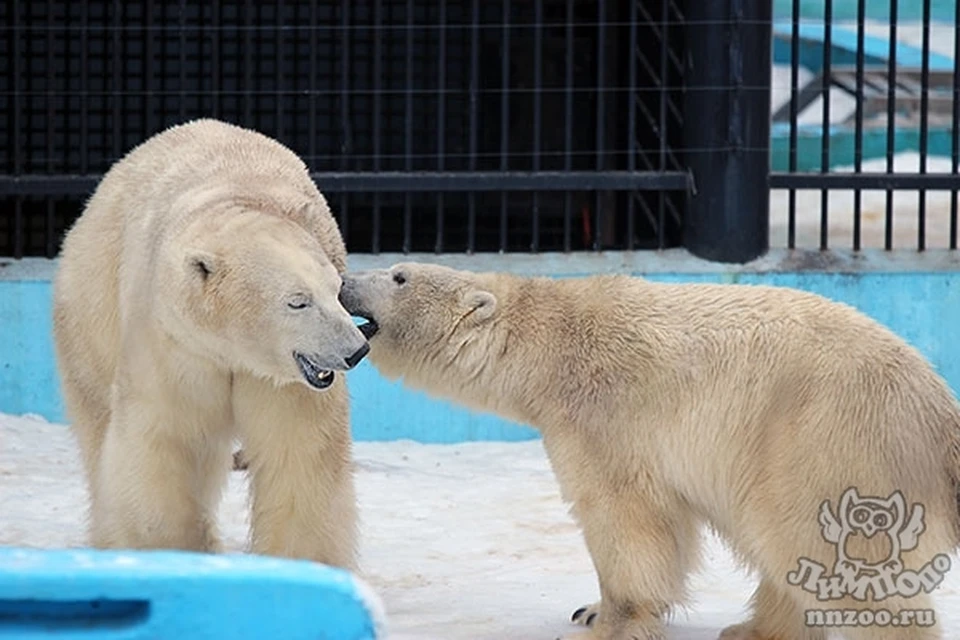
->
xmin=571 ymin=601 xmax=601 ymax=627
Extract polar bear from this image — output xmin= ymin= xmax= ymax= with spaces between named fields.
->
xmin=52 ymin=119 xmax=369 ymax=570
xmin=338 ymin=262 xmax=960 ymax=640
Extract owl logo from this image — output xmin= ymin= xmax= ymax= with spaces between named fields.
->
xmin=818 ymin=487 xmax=925 ymax=589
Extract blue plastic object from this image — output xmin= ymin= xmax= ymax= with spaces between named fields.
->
xmin=0 ymin=547 xmax=383 ymax=639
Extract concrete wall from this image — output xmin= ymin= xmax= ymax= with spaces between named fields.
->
xmin=2 ymin=249 xmax=960 ymax=442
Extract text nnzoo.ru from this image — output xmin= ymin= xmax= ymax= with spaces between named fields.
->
xmin=805 ymin=608 xmax=935 ymax=628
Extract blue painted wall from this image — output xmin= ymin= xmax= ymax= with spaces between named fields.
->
xmin=0 ymin=279 xmax=63 ymax=422
xmin=2 ymin=251 xmax=960 ymax=443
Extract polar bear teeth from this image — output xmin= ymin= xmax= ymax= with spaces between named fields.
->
xmin=294 ymin=352 xmax=335 ymax=389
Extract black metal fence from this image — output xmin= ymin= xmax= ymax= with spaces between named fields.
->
xmin=10 ymin=1 xmax=957 ymax=262
xmin=2 ymin=0 xmax=704 ymax=259
xmin=769 ymin=0 xmax=960 ymax=251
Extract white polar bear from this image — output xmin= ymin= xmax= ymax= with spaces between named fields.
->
xmin=339 ymin=261 xmax=960 ymax=640
xmin=52 ymin=119 xmax=369 ymax=570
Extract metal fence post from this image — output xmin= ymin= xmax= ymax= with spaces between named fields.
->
xmin=682 ymin=0 xmax=772 ymax=263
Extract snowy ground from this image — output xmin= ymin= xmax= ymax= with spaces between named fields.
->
xmin=770 ymin=152 xmax=959 ymax=250
xmin=2 ymin=413 xmax=959 ymax=639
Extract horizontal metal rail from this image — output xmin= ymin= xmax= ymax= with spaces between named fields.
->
xmin=769 ymin=172 xmax=960 ymax=191
xmin=0 ymin=171 xmax=693 ymax=197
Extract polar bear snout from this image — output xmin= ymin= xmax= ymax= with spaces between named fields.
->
xmin=339 ymin=272 xmax=382 ymax=340
xmin=338 ymin=272 xmax=370 ymax=313
xmin=324 ymin=321 xmax=371 ymax=372
xmin=290 ymin=305 xmax=371 ymax=390
xmin=344 ymin=342 xmax=370 ymax=367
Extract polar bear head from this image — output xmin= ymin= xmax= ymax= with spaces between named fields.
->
xmin=162 ymin=210 xmax=370 ymax=390
xmin=337 ymin=262 xmax=499 ymax=382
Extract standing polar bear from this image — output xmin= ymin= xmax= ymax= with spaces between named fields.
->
xmin=339 ymin=262 xmax=960 ymax=640
xmin=52 ymin=119 xmax=370 ymax=569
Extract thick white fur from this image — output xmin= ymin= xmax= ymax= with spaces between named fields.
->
xmin=339 ymin=262 xmax=960 ymax=639
xmin=52 ymin=119 xmax=364 ymax=569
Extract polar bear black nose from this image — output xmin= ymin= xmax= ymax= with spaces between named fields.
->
xmin=344 ymin=342 xmax=370 ymax=369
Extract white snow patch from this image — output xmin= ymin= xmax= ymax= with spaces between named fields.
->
xmin=1 ymin=412 xmax=958 ymax=639
xmin=770 ymin=153 xmax=959 ymax=250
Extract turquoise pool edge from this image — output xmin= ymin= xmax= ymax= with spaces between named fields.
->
xmin=3 ymin=249 xmax=959 ymax=443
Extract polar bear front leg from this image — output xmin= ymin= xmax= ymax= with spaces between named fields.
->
xmin=232 ymin=371 xmax=359 ymax=571
xmin=94 ymin=380 xmax=234 ymax=551
xmin=561 ymin=487 xmax=700 ymax=640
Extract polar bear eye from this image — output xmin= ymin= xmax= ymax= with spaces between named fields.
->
xmin=287 ymin=295 xmax=312 ymax=310
xmin=393 ymin=272 xmax=407 ymax=286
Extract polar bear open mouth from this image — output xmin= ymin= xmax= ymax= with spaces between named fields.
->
xmin=293 ymin=352 xmax=336 ymax=390
xmin=355 ymin=314 xmax=380 ymax=339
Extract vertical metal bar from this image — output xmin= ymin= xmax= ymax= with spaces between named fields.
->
xmin=656 ymin=0 xmax=667 ymax=249
xmin=467 ymin=0 xmax=480 ymax=253
xmin=145 ymin=0 xmax=155 ymax=136
xmin=244 ymin=0 xmax=253 ymax=123
xmin=626 ymin=0 xmax=638 ymax=251
xmin=593 ymin=0 xmax=607 ymax=251
xmin=372 ymin=0 xmax=382 ymax=253
xmin=403 ymin=0 xmax=413 ymax=253
xmin=819 ymin=0 xmax=832 ymax=251
xmin=47 ymin=197 xmax=57 ymax=257
xmin=853 ymin=0 xmax=865 ymax=251
xmin=917 ymin=0 xmax=930 ymax=251
xmin=47 ymin=0 xmax=56 ymax=257
xmin=179 ymin=0 xmax=187 ymax=121
xmin=682 ymin=0 xmax=771 ymax=262
xmin=563 ymin=0 xmax=573 ymax=252
xmin=338 ymin=0 xmax=350 ymax=238
xmin=112 ymin=0 xmax=122 ymax=160
xmin=788 ymin=0 xmax=800 ymax=249
xmin=531 ymin=0 xmax=542 ymax=252
xmin=256 ymin=2 xmax=265 ymax=128
xmin=276 ymin=0 xmax=284 ymax=140
xmin=338 ymin=192 xmax=349 ymax=246
xmin=158 ymin=1 xmax=168 ymax=140
xmin=499 ymin=0 xmax=511 ymax=252
xmin=211 ymin=0 xmax=220 ymax=118
xmin=197 ymin=2 xmax=205 ymax=116
xmin=884 ymin=0 xmax=898 ymax=250
xmin=952 ymin=0 xmax=960 ymax=249
xmin=593 ymin=0 xmax=606 ymax=251
xmin=12 ymin=0 xmax=22 ymax=258
xmin=308 ymin=0 xmax=318 ymax=162
xmin=80 ymin=0 xmax=89 ymax=175
xmin=435 ymin=0 xmax=447 ymax=253
xmin=11 ymin=0 xmax=22 ymax=180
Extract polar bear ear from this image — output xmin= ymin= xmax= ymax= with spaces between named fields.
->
xmin=185 ymin=250 xmax=220 ymax=282
xmin=463 ymin=290 xmax=497 ymax=322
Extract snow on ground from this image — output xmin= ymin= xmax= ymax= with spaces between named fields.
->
xmin=770 ymin=153 xmax=958 ymax=250
xmin=2 ymin=413 xmax=959 ymax=639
